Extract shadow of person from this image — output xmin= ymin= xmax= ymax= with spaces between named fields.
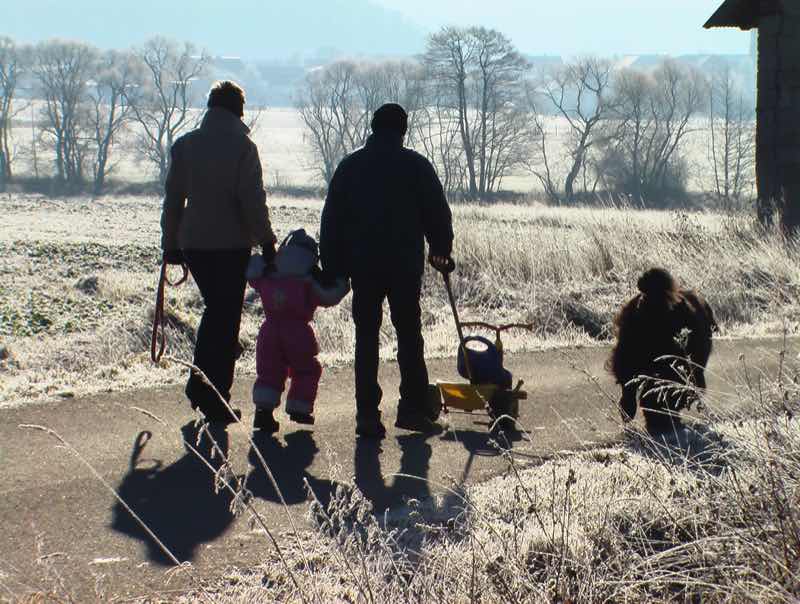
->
xmin=434 ymin=422 xmax=527 ymax=516
xmin=245 ymin=430 xmax=335 ymax=510
xmin=354 ymin=434 xmax=434 ymax=515
xmin=110 ymin=423 xmax=235 ymax=566
xmin=354 ymin=437 xmax=387 ymax=511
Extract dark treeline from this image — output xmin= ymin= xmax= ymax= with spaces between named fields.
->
xmin=0 ymin=29 xmax=755 ymax=207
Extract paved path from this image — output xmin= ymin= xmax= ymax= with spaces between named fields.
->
xmin=0 ymin=338 xmax=791 ymax=601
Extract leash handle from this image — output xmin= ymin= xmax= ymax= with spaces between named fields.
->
xmin=442 ymin=269 xmax=474 ymax=382
xmin=151 ymin=262 xmax=188 ymax=364
xmin=434 ymin=256 xmax=456 ymax=275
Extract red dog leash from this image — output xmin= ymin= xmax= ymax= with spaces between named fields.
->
xmin=150 ymin=261 xmax=189 ymax=363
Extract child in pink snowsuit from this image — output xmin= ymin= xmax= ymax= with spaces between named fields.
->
xmin=246 ymin=229 xmax=349 ymax=432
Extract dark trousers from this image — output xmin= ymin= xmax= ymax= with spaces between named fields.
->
xmin=351 ymin=273 xmax=429 ymax=419
xmin=183 ymin=249 xmax=250 ymax=418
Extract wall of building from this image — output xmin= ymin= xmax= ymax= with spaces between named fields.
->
xmin=757 ymin=2 xmax=800 ymax=227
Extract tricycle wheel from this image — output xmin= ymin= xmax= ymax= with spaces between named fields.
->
xmin=426 ymin=384 xmax=443 ymax=421
xmin=488 ymin=390 xmax=518 ymax=433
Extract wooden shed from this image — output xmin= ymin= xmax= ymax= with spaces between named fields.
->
xmin=705 ymin=0 xmax=800 ymax=230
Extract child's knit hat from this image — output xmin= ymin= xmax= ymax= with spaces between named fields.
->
xmin=275 ymin=229 xmax=319 ymax=276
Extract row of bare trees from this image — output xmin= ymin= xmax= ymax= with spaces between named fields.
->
xmin=1 ymin=29 xmax=755 ymax=206
xmin=298 ymin=27 xmax=535 ymax=199
xmin=298 ymin=26 xmax=756 ymax=206
xmin=0 ymin=36 xmax=207 ymax=194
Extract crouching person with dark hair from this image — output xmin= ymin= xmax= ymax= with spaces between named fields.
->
xmin=608 ymin=268 xmax=718 ymax=435
xmin=161 ymin=80 xmax=277 ymax=426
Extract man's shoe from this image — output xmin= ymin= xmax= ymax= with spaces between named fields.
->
xmin=254 ymin=408 xmax=280 ymax=433
xmin=203 ymin=406 xmax=242 ymax=426
xmin=395 ymin=411 xmax=444 ymax=435
xmin=356 ymin=414 xmax=386 ymax=438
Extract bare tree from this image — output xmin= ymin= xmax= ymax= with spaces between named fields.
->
xmin=33 ymin=40 xmax=96 ymax=188
xmin=410 ymin=82 xmax=467 ymax=196
xmin=0 ymin=37 xmax=27 ymax=190
xmin=128 ymin=37 xmax=207 ymax=186
xmin=425 ymin=27 xmax=478 ymax=196
xmin=707 ymin=62 xmax=756 ymax=209
xmin=599 ymin=60 xmax=707 ymax=205
xmin=86 ymin=50 xmax=142 ymax=195
xmin=522 ymin=84 xmax=561 ymax=203
xmin=297 ymin=59 xmax=423 ymax=184
xmin=537 ymin=57 xmax=616 ymax=203
xmin=424 ymin=26 xmax=531 ymax=198
xmin=297 ymin=61 xmax=362 ymax=184
xmin=377 ymin=61 xmax=426 ymax=116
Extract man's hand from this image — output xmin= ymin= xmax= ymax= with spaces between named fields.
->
xmin=163 ymin=249 xmax=184 ymax=266
xmin=429 ymin=254 xmax=455 ymax=274
xmin=261 ymin=242 xmax=277 ymax=264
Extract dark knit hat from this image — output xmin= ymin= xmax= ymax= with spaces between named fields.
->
xmin=371 ymin=103 xmax=408 ymax=136
xmin=281 ymin=228 xmax=319 ymax=259
xmin=275 ymin=229 xmax=319 ymax=276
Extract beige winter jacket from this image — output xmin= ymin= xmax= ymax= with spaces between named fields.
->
xmin=160 ymin=107 xmax=276 ymax=251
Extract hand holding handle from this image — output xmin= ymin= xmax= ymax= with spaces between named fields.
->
xmin=430 ymin=255 xmax=456 ymax=274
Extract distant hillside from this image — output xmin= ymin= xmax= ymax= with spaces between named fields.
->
xmin=4 ymin=0 xmax=426 ymax=60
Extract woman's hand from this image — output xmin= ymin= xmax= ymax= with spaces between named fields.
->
xmin=163 ymin=250 xmax=185 ymax=265
xmin=429 ymin=255 xmax=455 ymax=274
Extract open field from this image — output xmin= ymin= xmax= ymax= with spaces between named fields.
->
xmin=7 ymin=107 xmax=733 ymax=196
xmin=1 ymin=193 xmax=798 ymax=407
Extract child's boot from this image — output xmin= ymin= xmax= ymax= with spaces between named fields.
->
xmin=286 ymin=399 xmax=315 ymax=425
xmin=288 ymin=412 xmax=315 ymax=425
xmin=253 ymin=382 xmax=282 ymax=433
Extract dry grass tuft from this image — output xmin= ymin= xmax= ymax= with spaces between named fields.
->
xmin=3 ymin=195 xmax=800 ymax=406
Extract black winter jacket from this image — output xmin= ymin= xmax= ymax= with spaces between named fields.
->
xmin=320 ymin=133 xmax=454 ymax=278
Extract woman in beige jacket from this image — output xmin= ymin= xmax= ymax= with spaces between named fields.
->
xmin=161 ymin=80 xmax=276 ymax=425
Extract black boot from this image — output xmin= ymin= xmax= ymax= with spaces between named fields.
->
xmin=356 ymin=413 xmax=387 ymax=438
xmin=395 ymin=408 xmax=443 ymax=435
xmin=202 ymin=406 xmax=242 ymax=426
xmin=254 ymin=408 xmax=280 ymax=434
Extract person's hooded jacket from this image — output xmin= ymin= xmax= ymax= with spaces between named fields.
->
xmin=161 ymin=107 xmax=276 ymax=252
xmin=319 ymin=132 xmax=453 ymax=278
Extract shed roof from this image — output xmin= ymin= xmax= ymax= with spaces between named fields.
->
xmin=704 ymin=0 xmax=783 ymax=30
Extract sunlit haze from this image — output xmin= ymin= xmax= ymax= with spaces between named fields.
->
xmin=374 ymin=0 xmax=750 ymax=55
xmin=6 ymin=0 xmax=749 ymax=59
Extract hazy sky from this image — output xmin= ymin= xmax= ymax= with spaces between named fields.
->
xmin=374 ymin=0 xmax=751 ymax=56
xmin=6 ymin=0 xmax=751 ymax=60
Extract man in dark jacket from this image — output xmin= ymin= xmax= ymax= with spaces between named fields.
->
xmin=320 ymin=103 xmax=454 ymax=437
xmin=161 ymin=81 xmax=277 ymax=425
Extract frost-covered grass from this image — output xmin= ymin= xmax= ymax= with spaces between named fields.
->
xmin=2 ymin=193 xmax=799 ymax=406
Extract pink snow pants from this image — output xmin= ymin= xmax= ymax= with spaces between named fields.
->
xmin=253 ymin=319 xmax=322 ymax=415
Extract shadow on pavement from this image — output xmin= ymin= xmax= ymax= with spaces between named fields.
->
xmin=354 ymin=433 xmax=435 ymax=514
xmin=110 ymin=422 xmax=235 ymax=566
xmin=245 ymin=430 xmax=336 ymax=510
xmin=354 ymin=418 xmax=527 ymax=516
